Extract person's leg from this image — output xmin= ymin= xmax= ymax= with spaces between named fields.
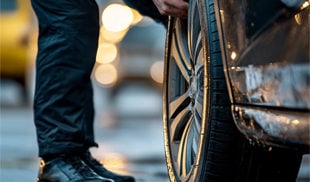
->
xmin=32 ymin=0 xmax=99 ymax=158
xmin=32 ymin=0 xmax=136 ymax=181
xmin=31 ymin=0 xmax=114 ymax=181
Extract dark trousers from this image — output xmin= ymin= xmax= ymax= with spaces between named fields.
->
xmin=31 ymin=0 xmax=99 ymax=157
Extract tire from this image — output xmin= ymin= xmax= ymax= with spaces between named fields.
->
xmin=162 ymin=0 xmax=304 ymax=181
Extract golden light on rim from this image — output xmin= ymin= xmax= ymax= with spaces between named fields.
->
xmin=291 ymin=119 xmax=300 ymax=125
xmin=230 ymin=51 xmax=237 ymax=60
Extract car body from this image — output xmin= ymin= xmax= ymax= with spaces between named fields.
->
xmin=162 ymin=0 xmax=309 ymax=181
xmin=216 ymin=0 xmax=309 ymax=149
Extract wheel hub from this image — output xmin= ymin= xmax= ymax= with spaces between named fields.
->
xmin=189 ymin=74 xmax=198 ymax=103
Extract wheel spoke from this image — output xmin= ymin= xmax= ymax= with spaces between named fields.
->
xmin=177 ymin=115 xmax=193 ymax=176
xmin=195 ymin=48 xmax=204 ymax=74
xmin=187 ymin=7 xmax=193 ymax=60
xmin=188 ymin=0 xmax=200 ymax=67
xmin=170 ymin=106 xmax=191 ymax=142
xmin=194 ymin=100 xmax=203 ymax=127
xmin=172 ymin=22 xmax=191 ymax=83
xmin=175 ymin=115 xmax=199 ymax=177
xmin=169 ymin=91 xmax=191 ymax=119
xmin=191 ymin=124 xmax=198 ymax=155
xmin=176 ymin=20 xmax=192 ymax=70
xmin=188 ymin=0 xmax=199 ymax=60
xmin=185 ymin=121 xmax=198 ymax=172
xmin=194 ymin=33 xmax=203 ymax=65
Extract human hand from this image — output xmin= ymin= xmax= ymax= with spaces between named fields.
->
xmin=153 ymin=0 xmax=189 ymax=18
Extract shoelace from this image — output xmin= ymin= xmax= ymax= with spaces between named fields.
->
xmin=66 ymin=156 xmax=96 ymax=178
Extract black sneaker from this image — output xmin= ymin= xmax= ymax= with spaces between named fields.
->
xmin=37 ymin=155 xmax=113 ymax=182
xmin=82 ymin=152 xmax=135 ymax=182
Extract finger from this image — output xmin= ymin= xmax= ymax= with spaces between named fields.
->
xmin=158 ymin=6 xmax=187 ymax=18
xmin=153 ymin=0 xmax=188 ymax=18
xmin=165 ymin=0 xmax=189 ymax=11
xmin=168 ymin=8 xmax=188 ymax=18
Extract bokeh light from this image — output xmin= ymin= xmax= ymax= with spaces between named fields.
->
xmin=94 ymin=64 xmax=118 ymax=87
xmin=101 ymin=4 xmax=133 ymax=32
xmin=100 ymin=26 xmax=128 ymax=43
xmin=150 ymin=61 xmax=164 ymax=84
xmin=96 ymin=43 xmax=118 ymax=64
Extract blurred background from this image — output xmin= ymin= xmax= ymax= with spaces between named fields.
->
xmin=0 ymin=0 xmax=166 ymax=106
xmin=1 ymin=0 xmax=169 ymax=181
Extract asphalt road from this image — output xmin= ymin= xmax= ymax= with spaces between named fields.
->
xmin=0 ymin=81 xmax=169 ymax=182
xmin=0 ymin=106 xmax=170 ymax=182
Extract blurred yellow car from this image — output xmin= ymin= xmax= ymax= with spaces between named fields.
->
xmin=0 ymin=0 xmax=37 ymax=102
xmin=0 ymin=0 xmax=36 ymax=85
